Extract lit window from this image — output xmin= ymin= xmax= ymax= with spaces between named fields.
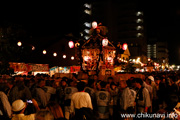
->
xmin=84 ymin=9 xmax=91 ymax=15
xmin=84 ymin=3 xmax=91 ymax=9
xmin=84 ymin=22 xmax=91 ymax=28
xmin=84 ymin=29 xmax=90 ymax=34
xmin=136 ymin=19 xmax=143 ymax=23
xmin=80 ymin=32 xmax=83 ymax=37
xmin=137 ymin=33 xmax=143 ymax=37
xmin=84 ymin=36 xmax=90 ymax=40
xmin=136 ymin=11 xmax=143 ymax=16
xmin=136 ymin=26 xmax=143 ymax=30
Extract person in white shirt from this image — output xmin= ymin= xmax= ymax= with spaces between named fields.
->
xmin=0 ymin=84 xmax=11 ymax=119
xmin=70 ymin=81 xmax=94 ymax=120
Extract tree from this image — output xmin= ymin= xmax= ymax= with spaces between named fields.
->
xmin=0 ymin=22 xmax=30 ymax=75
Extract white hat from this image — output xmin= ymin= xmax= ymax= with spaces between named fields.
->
xmin=12 ymin=99 xmax=26 ymax=112
xmin=148 ymin=76 xmax=154 ymax=81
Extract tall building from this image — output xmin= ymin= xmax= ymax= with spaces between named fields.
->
xmin=147 ymin=38 xmax=169 ymax=66
xmin=81 ymin=0 xmax=147 ymax=63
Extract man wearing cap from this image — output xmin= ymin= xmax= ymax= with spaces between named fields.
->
xmin=11 ymin=99 xmax=35 ymax=120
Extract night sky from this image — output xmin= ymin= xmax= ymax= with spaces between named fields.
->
xmin=1 ymin=1 xmax=180 ymax=64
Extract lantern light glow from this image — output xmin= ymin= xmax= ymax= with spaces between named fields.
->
xmin=53 ymin=52 xmax=57 ymax=57
xmin=122 ymin=43 xmax=128 ymax=50
xmin=43 ymin=50 xmax=47 ymax=54
xmin=68 ymin=41 xmax=74 ymax=48
xmin=32 ymin=46 xmax=35 ymax=50
xmin=17 ymin=41 xmax=22 ymax=46
xmin=102 ymin=38 xmax=108 ymax=46
xmin=92 ymin=21 xmax=97 ymax=29
xmin=71 ymin=56 xmax=74 ymax=60
xmin=63 ymin=55 xmax=66 ymax=59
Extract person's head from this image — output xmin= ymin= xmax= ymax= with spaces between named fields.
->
xmin=100 ymin=81 xmax=107 ymax=89
xmin=93 ymin=74 xmax=98 ymax=81
xmin=110 ymin=82 xmax=116 ymax=90
xmin=107 ymin=77 xmax=113 ymax=83
xmin=134 ymin=78 xmax=143 ymax=89
xmin=67 ymin=79 xmax=74 ymax=87
xmin=119 ymin=80 xmax=127 ymax=89
xmin=37 ymin=79 xmax=45 ymax=88
xmin=60 ymin=79 xmax=67 ymax=87
xmin=12 ymin=99 xmax=27 ymax=114
xmin=35 ymin=109 xmax=54 ymax=120
xmin=87 ymin=79 xmax=95 ymax=88
xmin=77 ymin=81 xmax=86 ymax=91
xmin=47 ymin=101 xmax=64 ymax=119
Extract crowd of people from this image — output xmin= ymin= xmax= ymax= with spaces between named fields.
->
xmin=0 ymin=71 xmax=180 ymax=120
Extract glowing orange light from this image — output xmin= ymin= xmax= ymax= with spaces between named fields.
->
xmin=63 ymin=55 xmax=66 ymax=59
xmin=53 ymin=52 xmax=57 ymax=57
xmin=43 ymin=50 xmax=46 ymax=54
xmin=71 ymin=56 xmax=74 ymax=60
xmin=17 ymin=41 xmax=22 ymax=46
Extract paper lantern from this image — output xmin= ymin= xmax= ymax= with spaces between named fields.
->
xmin=92 ymin=21 xmax=97 ymax=29
xmin=43 ymin=50 xmax=47 ymax=54
xmin=71 ymin=56 xmax=74 ymax=60
xmin=17 ymin=41 xmax=22 ymax=46
xmin=53 ymin=52 xmax=57 ymax=57
xmin=63 ymin=55 xmax=66 ymax=59
xmin=122 ymin=43 xmax=128 ymax=50
xmin=68 ymin=41 xmax=74 ymax=48
xmin=102 ymin=38 xmax=108 ymax=46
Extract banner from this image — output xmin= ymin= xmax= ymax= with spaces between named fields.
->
xmin=9 ymin=62 xmax=49 ymax=72
xmin=70 ymin=66 xmax=81 ymax=73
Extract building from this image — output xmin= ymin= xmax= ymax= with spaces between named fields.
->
xmin=147 ymin=39 xmax=169 ymax=66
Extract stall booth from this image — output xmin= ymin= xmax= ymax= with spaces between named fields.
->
xmin=9 ymin=62 xmax=49 ymax=76
xmin=49 ymin=66 xmax=81 ymax=78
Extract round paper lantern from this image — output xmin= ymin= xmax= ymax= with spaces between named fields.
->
xmin=17 ymin=41 xmax=22 ymax=46
xmin=68 ymin=41 xmax=74 ymax=48
xmin=102 ymin=38 xmax=108 ymax=46
xmin=122 ymin=43 xmax=128 ymax=50
xmin=53 ymin=52 xmax=57 ymax=57
xmin=71 ymin=56 xmax=74 ymax=60
xmin=43 ymin=50 xmax=47 ymax=54
xmin=63 ymin=55 xmax=66 ymax=59
xmin=92 ymin=21 xmax=97 ymax=29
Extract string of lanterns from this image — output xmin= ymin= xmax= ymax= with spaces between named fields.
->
xmin=16 ymin=40 xmax=76 ymax=60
